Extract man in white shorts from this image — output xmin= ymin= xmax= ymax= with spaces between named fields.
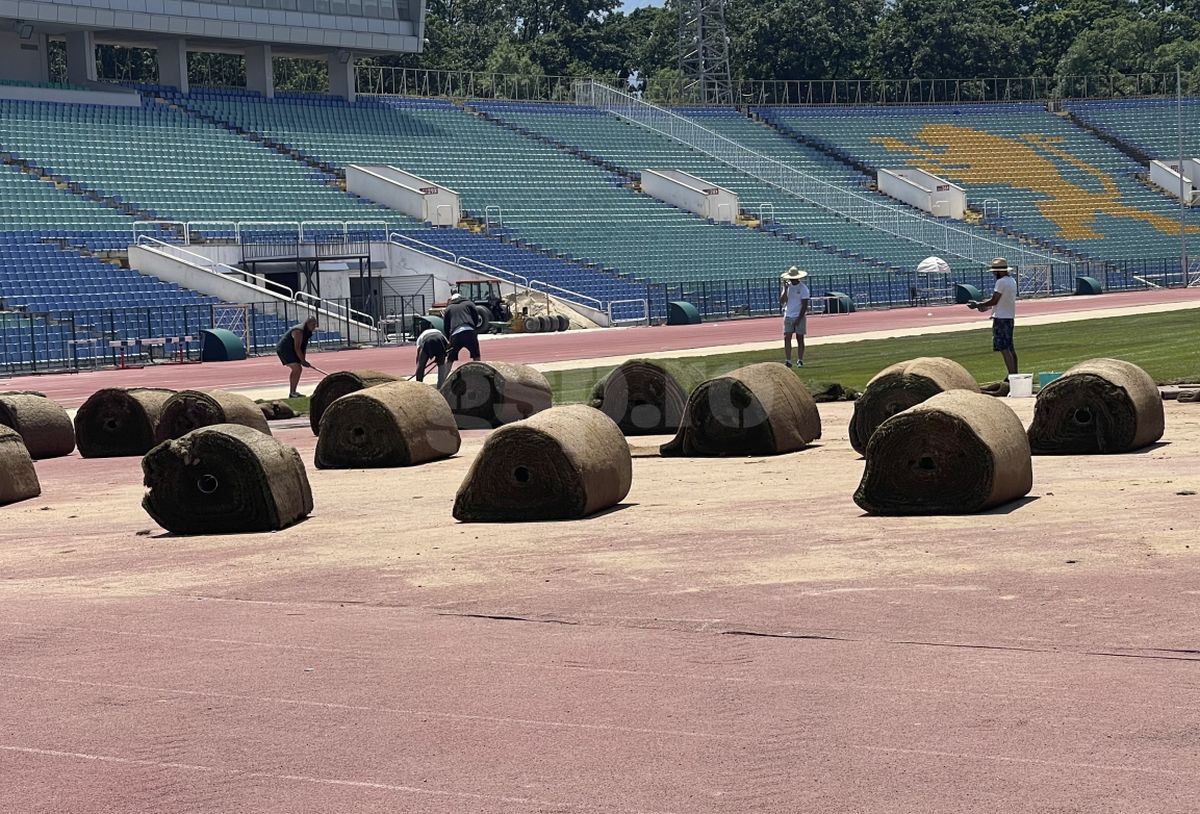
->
xmin=778 ymin=266 xmax=810 ymax=368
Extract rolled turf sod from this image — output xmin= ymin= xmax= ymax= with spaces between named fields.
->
xmin=453 ymin=404 xmax=632 ymax=522
xmin=660 ymin=362 xmax=821 ymax=457
xmin=74 ymin=387 xmax=175 ymax=458
xmin=0 ymin=425 xmax=40 ymax=505
xmin=155 ymin=389 xmax=271 ymax=443
xmin=441 ymin=361 xmax=552 ymax=430
xmin=315 ymin=380 xmax=461 ymax=469
xmin=854 ymin=390 xmax=1033 ymax=515
xmin=588 ymin=359 xmax=708 ymax=435
xmin=0 ymin=392 xmax=76 ymax=459
xmin=1027 ymin=358 xmax=1164 ymax=454
xmin=309 ymin=370 xmax=399 ymax=436
xmin=848 ymin=357 xmax=979 ymax=455
xmin=142 ymin=423 xmax=313 ymax=534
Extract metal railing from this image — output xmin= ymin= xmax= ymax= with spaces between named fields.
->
xmin=135 ymin=235 xmax=377 ymax=330
xmin=386 ymin=232 xmax=604 ymax=315
xmin=0 ymin=294 xmax=427 ymax=377
xmin=133 ymin=219 xmax=392 ymax=247
xmin=353 ymin=67 xmax=1200 ymax=105
xmin=640 ymin=259 xmax=1172 ymax=321
xmin=356 ymin=66 xmax=584 ymax=102
xmin=722 ymin=73 xmax=1197 ymax=107
xmin=607 ymin=299 xmax=650 ymax=325
xmin=135 ymin=236 xmax=296 ymax=301
xmin=577 ymin=79 xmax=1067 ymax=275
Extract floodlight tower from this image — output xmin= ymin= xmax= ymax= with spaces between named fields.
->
xmin=678 ymin=0 xmax=734 ymax=105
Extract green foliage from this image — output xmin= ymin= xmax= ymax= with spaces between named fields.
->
xmin=63 ymin=0 xmax=1200 ymax=92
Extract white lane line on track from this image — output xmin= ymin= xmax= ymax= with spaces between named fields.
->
xmin=0 ymin=744 xmax=685 ymax=813
xmin=0 ymin=672 xmax=738 ymax=742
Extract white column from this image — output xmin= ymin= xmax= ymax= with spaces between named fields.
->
xmin=65 ymin=30 xmax=98 ymax=85
xmin=328 ymin=51 xmax=355 ymax=102
xmin=245 ymin=44 xmax=274 ymax=98
xmin=157 ymin=39 xmax=189 ymax=94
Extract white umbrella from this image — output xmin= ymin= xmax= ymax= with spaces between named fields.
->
xmin=916 ymin=256 xmax=950 ymax=276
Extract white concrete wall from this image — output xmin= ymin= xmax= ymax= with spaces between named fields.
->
xmin=879 ymin=168 xmax=967 ymax=219
xmin=346 ymin=165 xmax=460 ymax=226
xmin=1150 ymin=159 xmax=1198 ymax=204
xmin=641 ymin=169 xmax=739 ymax=223
xmin=0 ymin=81 xmax=141 ymax=107
xmin=2 ymin=0 xmax=420 ymax=53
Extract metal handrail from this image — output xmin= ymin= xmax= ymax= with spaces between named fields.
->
xmin=484 ymin=206 xmax=504 ymax=231
xmin=136 ymin=235 xmax=376 ymax=330
xmin=295 ymin=290 xmax=376 ymax=328
xmin=300 ymin=219 xmax=389 ymax=243
xmin=387 ymin=234 xmax=605 ymax=314
xmin=388 ymin=232 xmax=458 ymax=263
xmin=135 ymin=235 xmax=296 ymax=301
xmin=353 ymin=66 xmax=1194 ymax=105
xmin=529 ymin=277 xmax=603 ymax=311
xmin=458 ymin=256 xmax=531 ymax=293
xmin=236 ymin=220 xmax=303 ymax=242
xmin=184 ymin=221 xmax=240 ymax=244
xmin=133 ymin=220 xmax=188 ymax=244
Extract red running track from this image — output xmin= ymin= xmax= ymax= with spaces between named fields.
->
xmin=7 ymin=287 xmax=1199 ymax=407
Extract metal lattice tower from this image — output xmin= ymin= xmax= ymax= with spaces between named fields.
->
xmin=679 ymin=0 xmax=733 ymax=105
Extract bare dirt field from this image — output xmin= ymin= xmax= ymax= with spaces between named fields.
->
xmin=2 ymin=399 xmax=1198 ymax=813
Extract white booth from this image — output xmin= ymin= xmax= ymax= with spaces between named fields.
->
xmin=640 ymin=169 xmax=739 ymax=223
xmin=346 ymin=165 xmax=462 ymax=227
xmin=878 ymin=168 xmax=967 ymax=219
xmin=1149 ymin=159 xmax=1199 ymax=204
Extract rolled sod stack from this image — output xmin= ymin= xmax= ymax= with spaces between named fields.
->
xmin=0 ymin=392 xmax=76 ymax=459
xmin=155 ymin=389 xmax=271 ymax=443
xmin=441 ymin=361 xmax=552 ymax=430
xmin=75 ymin=387 xmax=175 ymax=458
xmin=315 ymin=381 xmax=461 ymax=469
xmin=142 ymin=424 xmax=313 ymax=534
xmin=453 ymin=405 xmax=632 ymax=522
xmin=589 ymin=359 xmax=707 ymax=435
xmin=854 ymin=391 xmax=1033 ymax=515
xmin=849 ymin=357 xmax=979 ymax=455
xmin=0 ymin=425 xmax=40 ymax=505
xmin=1027 ymin=358 xmax=1164 ymax=454
xmin=660 ymin=362 xmax=821 ymax=457
xmin=309 ymin=370 xmax=399 ymax=436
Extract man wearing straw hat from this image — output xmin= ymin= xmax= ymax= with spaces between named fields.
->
xmin=779 ymin=266 xmax=810 ymax=368
xmin=968 ymin=257 xmax=1019 ymax=376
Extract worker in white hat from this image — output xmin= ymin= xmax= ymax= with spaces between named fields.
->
xmin=778 ymin=266 xmax=810 ymax=368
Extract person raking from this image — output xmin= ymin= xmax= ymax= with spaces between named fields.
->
xmin=414 ymin=326 xmax=450 ymax=387
xmin=779 ymin=266 xmax=810 ymax=368
xmin=276 ymin=316 xmax=317 ymax=398
xmin=968 ymin=257 xmax=1019 ymax=376
xmin=442 ymin=291 xmax=485 ymax=368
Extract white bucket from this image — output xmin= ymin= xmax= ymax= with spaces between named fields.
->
xmin=1008 ymin=374 xmax=1033 ymax=398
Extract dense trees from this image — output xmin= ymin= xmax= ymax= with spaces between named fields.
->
xmin=67 ymin=0 xmax=1200 ymax=92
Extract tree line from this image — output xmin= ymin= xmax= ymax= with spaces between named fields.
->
xmin=61 ymin=0 xmax=1200 ymax=95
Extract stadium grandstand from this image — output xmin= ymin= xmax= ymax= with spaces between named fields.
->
xmin=0 ymin=3 xmax=1197 ymax=373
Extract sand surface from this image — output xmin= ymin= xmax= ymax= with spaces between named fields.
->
xmin=1 ymin=398 xmax=1198 ymax=812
